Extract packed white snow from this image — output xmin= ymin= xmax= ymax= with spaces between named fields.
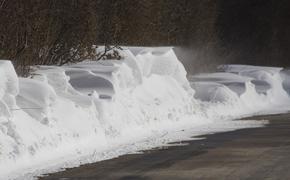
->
xmin=0 ymin=47 xmax=290 ymax=179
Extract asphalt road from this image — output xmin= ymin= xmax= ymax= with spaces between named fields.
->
xmin=40 ymin=113 xmax=290 ymax=180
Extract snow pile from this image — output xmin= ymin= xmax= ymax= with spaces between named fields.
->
xmin=0 ymin=47 xmax=290 ymax=179
xmin=190 ymin=64 xmax=290 ymax=116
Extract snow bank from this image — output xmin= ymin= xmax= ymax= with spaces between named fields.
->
xmin=0 ymin=48 xmax=290 ymax=179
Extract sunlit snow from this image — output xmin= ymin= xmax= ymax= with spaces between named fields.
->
xmin=0 ymin=47 xmax=290 ymax=179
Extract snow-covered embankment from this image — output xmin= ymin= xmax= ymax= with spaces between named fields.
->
xmin=1 ymin=47 xmax=290 ymax=179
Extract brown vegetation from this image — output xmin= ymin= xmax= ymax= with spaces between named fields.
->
xmin=1 ymin=0 xmax=290 ymax=75
xmin=0 ymin=0 xmax=219 ymax=75
xmin=0 ymin=0 xmax=100 ymax=75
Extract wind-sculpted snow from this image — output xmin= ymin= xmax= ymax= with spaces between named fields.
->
xmin=0 ymin=48 xmax=290 ymax=179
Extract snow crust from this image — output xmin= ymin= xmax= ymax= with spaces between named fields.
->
xmin=0 ymin=48 xmax=290 ymax=179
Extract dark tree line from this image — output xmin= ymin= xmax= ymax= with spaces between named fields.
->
xmin=1 ymin=0 xmax=290 ymax=75
xmin=0 ymin=0 xmax=219 ymax=75
xmin=0 ymin=0 xmax=101 ymax=75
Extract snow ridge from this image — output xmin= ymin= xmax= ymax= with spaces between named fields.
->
xmin=0 ymin=47 xmax=290 ymax=179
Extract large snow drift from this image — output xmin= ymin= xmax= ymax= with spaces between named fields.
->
xmin=0 ymin=47 xmax=290 ymax=179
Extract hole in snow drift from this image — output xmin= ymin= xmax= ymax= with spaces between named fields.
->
xmin=65 ymin=70 xmax=114 ymax=98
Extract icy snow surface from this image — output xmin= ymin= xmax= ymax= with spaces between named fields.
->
xmin=1 ymin=47 xmax=290 ymax=179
